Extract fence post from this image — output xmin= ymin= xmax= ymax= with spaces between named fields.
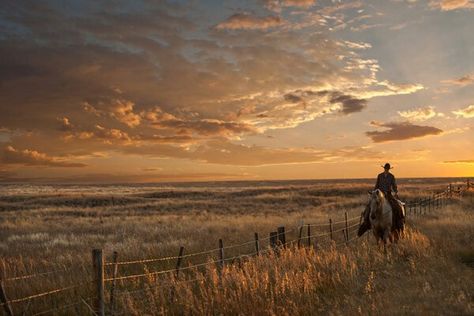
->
xmin=297 ymin=226 xmax=303 ymax=248
xmin=92 ymin=249 xmax=105 ymax=316
xmin=329 ymin=218 xmax=333 ymax=241
xmin=344 ymin=212 xmax=349 ymax=242
xmin=218 ymin=239 xmax=224 ymax=270
xmin=0 ymin=280 xmax=13 ymax=316
xmin=277 ymin=226 xmax=286 ymax=248
xmin=109 ymin=251 xmax=119 ymax=311
xmin=468 ymin=179 xmax=471 ymax=190
xmin=254 ymin=233 xmax=260 ymax=255
xmin=176 ymin=246 xmax=184 ymax=277
xmin=306 ymin=224 xmax=311 ymax=248
xmin=342 ymin=230 xmax=348 ymax=245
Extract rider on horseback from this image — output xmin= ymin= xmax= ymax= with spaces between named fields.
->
xmin=358 ymin=163 xmax=405 ymax=237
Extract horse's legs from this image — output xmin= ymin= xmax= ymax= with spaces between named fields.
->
xmin=382 ymin=229 xmax=390 ymax=253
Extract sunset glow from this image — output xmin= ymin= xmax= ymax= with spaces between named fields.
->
xmin=0 ymin=0 xmax=473 ymax=182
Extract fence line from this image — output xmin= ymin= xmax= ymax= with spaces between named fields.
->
xmin=5 ymin=284 xmax=82 ymax=305
xmin=2 ymin=180 xmax=470 ymax=316
xmin=3 ymin=268 xmax=73 ymax=282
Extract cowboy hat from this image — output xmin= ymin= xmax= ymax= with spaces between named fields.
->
xmin=382 ymin=163 xmax=393 ymax=169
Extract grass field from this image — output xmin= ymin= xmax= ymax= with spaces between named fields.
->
xmin=0 ymin=178 xmax=472 ymax=315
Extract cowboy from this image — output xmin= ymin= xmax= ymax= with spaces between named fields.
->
xmin=358 ymin=163 xmax=404 ymax=236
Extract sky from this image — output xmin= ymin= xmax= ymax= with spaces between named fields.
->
xmin=0 ymin=0 xmax=473 ymax=183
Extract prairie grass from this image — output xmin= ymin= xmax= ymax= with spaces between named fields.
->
xmin=0 ymin=178 xmax=471 ymax=315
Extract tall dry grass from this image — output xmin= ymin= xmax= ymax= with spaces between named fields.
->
xmin=0 ymin=179 xmax=471 ymax=315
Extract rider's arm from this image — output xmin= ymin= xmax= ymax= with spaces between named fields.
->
xmin=374 ymin=174 xmax=380 ymax=190
xmin=392 ymin=175 xmax=398 ymax=193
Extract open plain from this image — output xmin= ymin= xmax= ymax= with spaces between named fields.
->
xmin=0 ymin=178 xmax=472 ymax=315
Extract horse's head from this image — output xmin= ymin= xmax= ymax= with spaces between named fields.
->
xmin=368 ymin=189 xmax=385 ymax=220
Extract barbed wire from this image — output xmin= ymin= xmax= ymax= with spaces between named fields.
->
xmin=105 ymin=228 xmax=295 ymax=267
xmin=31 ymin=296 xmax=93 ymax=316
xmin=3 ymin=267 xmax=76 ymax=282
xmin=6 ymin=283 xmax=84 ymax=305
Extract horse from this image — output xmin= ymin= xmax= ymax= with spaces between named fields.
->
xmin=368 ymin=189 xmax=393 ymax=249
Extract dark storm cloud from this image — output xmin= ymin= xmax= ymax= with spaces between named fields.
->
xmin=329 ymin=93 xmax=367 ymax=114
xmin=283 ymin=90 xmax=367 ymax=114
xmin=366 ymin=121 xmax=443 ymax=143
xmin=284 ymin=93 xmax=303 ymax=103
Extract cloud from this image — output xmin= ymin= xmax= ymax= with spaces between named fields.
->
xmin=357 ymin=81 xmax=424 ymax=99
xmin=1 ymin=146 xmax=87 ymax=167
xmin=366 ymin=121 xmax=443 ymax=143
xmin=57 ymin=117 xmax=74 ymax=131
xmin=452 ymin=105 xmax=474 ymax=118
xmin=284 ymin=93 xmax=304 ymax=103
xmin=109 ymin=99 xmax=141 ymax=128
xmin=262 ymin=0 xmax=316 ymax=12
xmin=329 ymin=92 xmax=367 ymax=114
xmin=123 ymin=140 xmax=383 ymax=166
xmin=143 ymin=107 xmax=257 ymax=138
xmin=397 ymin=106 xmax=443 ymax=121
xmin=215 ymin=13 xmax=283 ymax=30
xmin=443 ymin=159 xmax=474 ymax=164
xmin=93 ymin=125 xmax=132 ymax=142
xmin=441 ymin=74 xmax=474 ymax=86
xmin=282 ymin=0 xmax=316 ymax=7
xmin=430 ymin=0 xmax=474 ymax=10
xmin=0 ymin=0 xmax=430 ymax=179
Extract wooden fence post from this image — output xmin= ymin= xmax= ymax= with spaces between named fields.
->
xmin=0 ymin=280 xmax=13 ymax=316
xmin=329 ymin=218 xmax=333 ymax=241
xmin=306 ymin=224 xmax=311 ymax=248
xmin=92 ymin=249 xmax=105 ymax=316
xmin=218 ymin=239 xmax=224 ymax=270
xmin=254 ymin=233 xmax=260 ymax=255
xmin=344 ymin=212 xmax=349 ymax=242
xmin=297 ymin=226 xmax=303 ymax=248
xmin=109 ymin=251 xmax=119 ymax=311
xmin=277 ymin=226 xmax=286 ymax=248
xmin=176 ymin=246 xmax=184 ymax=277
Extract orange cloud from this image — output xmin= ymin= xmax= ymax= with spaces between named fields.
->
xmin=215 ymin=13 xmax=283 ymax=30
xmin=443 ymin=159 xmax=474 ymax=164
xmin=143 ymin=107 xmax=256 ymax=138
xmin=430 ymin=0 xmax=474 ymax=10
xmin=452 ymin=105 xmax=474 ymax=118
xmin=109 ymin=99 xmax=141 ymax=128
xmin=1 ymin=146 xmax=87 ymax=167
xmin=57 ymin=117 xmax=74 ymax=131
xmin=441 ymin=74 xmax=474 ymax=86
xmin=397 ymin=106 xmax=443 ymax=122
xmin=366 ymin=121 xmax=443 ymax=143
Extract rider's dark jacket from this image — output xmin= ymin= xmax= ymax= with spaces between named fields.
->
xmin=374 ymin=172 xmax=398 ymax=194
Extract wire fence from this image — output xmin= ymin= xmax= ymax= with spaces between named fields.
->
xmin=0 ymin=180 xmax=470 ymax=316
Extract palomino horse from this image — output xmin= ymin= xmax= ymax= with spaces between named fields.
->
xmin=368 ymin=189 xmax=393 ymax=248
